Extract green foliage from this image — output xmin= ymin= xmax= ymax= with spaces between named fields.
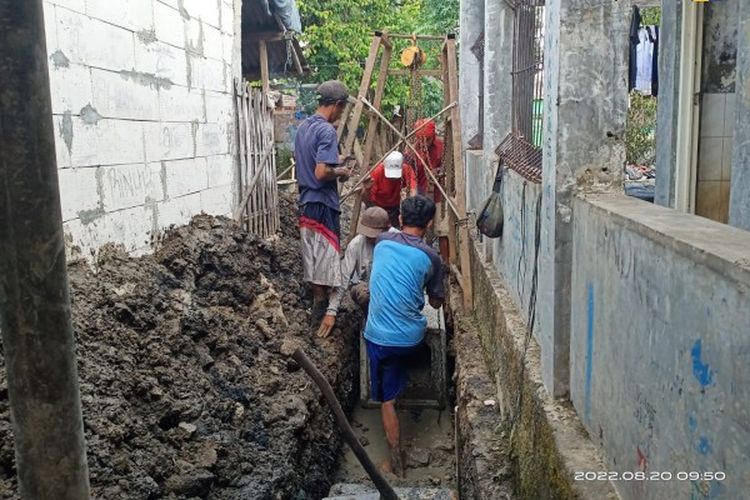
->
xmin=420 ymin=0 xmax=459 ymax=35
xmin=626 ymin=92 xmax=657 ymax=166
xmin=296 ymin=0 xmax=457 ymax=117
xmin=641 ymin=7 xmax=661 ymax=26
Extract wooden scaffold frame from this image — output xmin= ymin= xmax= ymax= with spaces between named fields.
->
xmin=338 ymin=32 xmax=474 ymax=311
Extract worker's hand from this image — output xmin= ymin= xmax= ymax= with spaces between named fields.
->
xmin=336 ymin=167 xmax=353 ymax=182
xmin=317 ymin=314 xmax=336 ymax=338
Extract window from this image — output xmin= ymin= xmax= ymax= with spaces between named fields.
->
xmin=497 ymin=0 xmax=545 ymax=183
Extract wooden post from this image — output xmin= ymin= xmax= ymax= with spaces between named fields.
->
xmin=259 ymin=39 xmax=270 ymax=94
xmin=345 ymin=34 xmax=393 ymax=247
xmin=445 ymin=35 xmax=473 ymax=311
xmin=440 ymin=48 xmax=457 ymax=266
xmin=0 ymin=1 xmax=90 ymax=497
xmin=337 ymin=101 xmax=353 ymax=142
xmin=342 ymin=34 xmax=382 ymax=158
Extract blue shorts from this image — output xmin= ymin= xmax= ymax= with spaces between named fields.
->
xmin=366 ymin=339 xmax=423 ymax=402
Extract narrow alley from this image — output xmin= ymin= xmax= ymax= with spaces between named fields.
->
xmin=0 ymin=0 xmax=748 ymax=499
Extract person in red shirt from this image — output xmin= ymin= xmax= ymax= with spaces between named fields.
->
xmin=404 ymin=118 xmax=444 ymax=203
xmin=362 ymin=151 xmax=417 ymax=228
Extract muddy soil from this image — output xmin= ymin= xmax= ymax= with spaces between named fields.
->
xmin=0 ymin=193 xmax=362 ymax=499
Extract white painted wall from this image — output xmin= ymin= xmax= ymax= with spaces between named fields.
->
xmin=42 ymin=0 xmax=238 ymax=259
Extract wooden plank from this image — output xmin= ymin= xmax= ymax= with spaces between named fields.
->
xmin=440 ymin=48 xmax=457 ymax=273
xmin=259 ymin=40 xmax=270 ymax=95
xmin=342 ymin=35 xmax=382 ymax=158
xmin=345 ymin=41 xmax=393 ymax=245
xmin=291 ymin=42 xmax=304 ymax=75
xmin=445 ymin=38 xmax=473 ymax=311
xmin=235 ymin=81 xmax=247 ymax=220
xmin=337 ymin=101 xmax=352 ymax=142
xmin=361 ymin=44 xmax=393 ymax=173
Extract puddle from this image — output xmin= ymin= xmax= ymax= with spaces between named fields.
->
xmin=334 ymin=406 xmax=457 ymax=489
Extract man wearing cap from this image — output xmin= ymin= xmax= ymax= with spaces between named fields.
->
xmin=317 ymin=206 xmax=394 ymax=338
xmin=404 ymin=118 xmax=444 ymax=202
xmin=294 ymin=80 xmax=352 ymax=326
xmin=362 ymin=151 xmax=417 ymax=228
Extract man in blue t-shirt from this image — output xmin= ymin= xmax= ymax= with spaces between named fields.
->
xmin=294 ymin=80 xmax=352 ymax=327
xmin=364 ymin=195 xmax=445 ymax=476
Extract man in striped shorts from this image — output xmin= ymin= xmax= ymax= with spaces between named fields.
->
xmin=294 ymin=80 xmax=352 ymax=327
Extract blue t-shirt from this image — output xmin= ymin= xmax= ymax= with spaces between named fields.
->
xmin=294 ymin=114 xmax=340 ymax=211
xmin=364 ymin=232 xmax=445 ymax=347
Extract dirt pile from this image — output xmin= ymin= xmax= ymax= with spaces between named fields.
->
xmin=0 ymin=194 xmax=361 ymax=499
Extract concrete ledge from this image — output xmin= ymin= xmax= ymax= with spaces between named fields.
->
xmin=582 ymin=194 xmax=750 ymax=286
xmin=465 ymin=239 xmax=618 ymax=500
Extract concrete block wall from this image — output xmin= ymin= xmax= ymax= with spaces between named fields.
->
xmin=465 ymin=151 xmax=543 ymax=338
xmin=570 ymin=195 xmax=750 ymax=500
xmin=43 ymin=0 xmax=239 ymax=259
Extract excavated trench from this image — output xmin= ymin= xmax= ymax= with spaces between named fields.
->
xmin=0 ymin=192 xmax=502 ymax=499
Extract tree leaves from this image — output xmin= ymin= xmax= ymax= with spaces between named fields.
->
xmin=297 ymin=0 xmax=458 ymax=116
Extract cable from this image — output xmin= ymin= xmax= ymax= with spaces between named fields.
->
xmin=511 ymin=191 xmax=542 ymax=430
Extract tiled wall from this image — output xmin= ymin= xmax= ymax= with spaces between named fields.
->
xmin=696 ymin=92 xmax=734 ymax=223
xmin=695 ymin=1 xmax=737 ymax=224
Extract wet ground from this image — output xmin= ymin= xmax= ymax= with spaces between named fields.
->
xmin=334 ymin=406 xmax=456 ymax=490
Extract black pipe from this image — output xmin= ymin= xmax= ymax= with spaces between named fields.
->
xmin=292 ymin=349 xmax=398 ymax=500
xmin=0 ymin=1 xmax=90 ymax=498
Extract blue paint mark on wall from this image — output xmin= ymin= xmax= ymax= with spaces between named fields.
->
xmin=584 ymin=283 xmax=594 ymax=422
xmin=691 ymin=339 xmax=714 ymax=387
xmin=697 ymin=436 xmax=713 ymax=455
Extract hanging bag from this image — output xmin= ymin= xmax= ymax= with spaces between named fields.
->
xmin=476 ymin=162 xmax=505 ymax=238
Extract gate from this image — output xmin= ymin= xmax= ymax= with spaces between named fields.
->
xmin=234 ymin=82 xmax=280 ymax=238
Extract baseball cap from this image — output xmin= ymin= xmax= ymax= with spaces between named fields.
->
xmin=383 ymin=151 xmax=404 ymax=179
xmin=357 ymin=206 xmax=390 ymax=238
xmin=317 ymin=80 xmax=349 ymax=104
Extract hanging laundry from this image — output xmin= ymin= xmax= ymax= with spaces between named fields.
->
xmin=649 ymin=26 xmax=659 ymax=97
xmin=628 ymin=6 xmax=642 ymax=92
xmin=635 ymin=27 xmax=655 ymax=94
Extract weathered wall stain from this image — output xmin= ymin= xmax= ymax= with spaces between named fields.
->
xmin=702 ymin=2 xmax=739 ymax=93
xmin=50 ymin=49 xmax=70 ymax=69
xmin=119 ymin=69 xmax=173 ymax=90
xmin=137 ymin=28 xmax=157 ymax=45
xmin=80 ymin=104 xmax=102 ymax=125
xmin=60 ymin=110 xmax=73 ymax=155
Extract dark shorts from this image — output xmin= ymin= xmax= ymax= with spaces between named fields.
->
xmin=366 ymin=339 xmax=423 ymax=402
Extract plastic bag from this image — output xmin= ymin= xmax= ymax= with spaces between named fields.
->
xmin=476 ymin=164 xmax=505 ymax=238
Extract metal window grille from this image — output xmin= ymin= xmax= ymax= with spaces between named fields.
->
xmin=498 ymin=0 xmax=545 ymax=183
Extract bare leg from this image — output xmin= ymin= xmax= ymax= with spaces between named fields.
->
xmin=380 ymin=400 xmax=404 ymax=477
xmin=311 ymin=284 xmax=330 ymax=327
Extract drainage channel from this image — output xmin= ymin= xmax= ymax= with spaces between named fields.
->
xmin=324 ymin=301 xmax=460 ymax=499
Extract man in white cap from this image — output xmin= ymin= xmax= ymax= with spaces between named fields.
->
xmin=362 ymin=151 xmax=417 ymax=228
xmin=317 ymin=206 xmax=394 ymax=338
